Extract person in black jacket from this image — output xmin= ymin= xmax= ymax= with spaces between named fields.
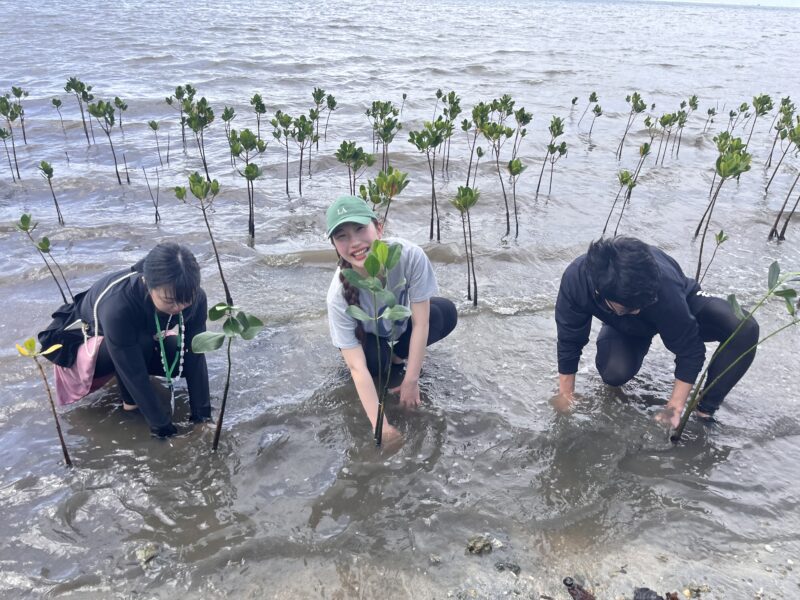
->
xmin=67 ymin=243 xmax=211 ymax=437
xmin=554 ymin=236 xmax=758 ymax=427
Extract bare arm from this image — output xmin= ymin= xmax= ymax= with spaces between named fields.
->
xmin=393 ymin=300 xmax=429 ymax=409
xmin=340 ymin=345 xmax=400 ymax=441
xmin=552 ymin=372 xmax=577 ymax=413
xmin=656 ymin=378 xmax=694 ymax=427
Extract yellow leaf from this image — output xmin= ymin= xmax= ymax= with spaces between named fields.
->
xmin=15 ymin=343 xmax=30 ymax=357
xmin=23 ymin=337 xmax=36 ymax=354
xmin=41 ymin=344 xmax=63 ymax=356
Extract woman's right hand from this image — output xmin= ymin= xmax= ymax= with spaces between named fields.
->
xmin=380 ymin=423 xmax=404 ymax=453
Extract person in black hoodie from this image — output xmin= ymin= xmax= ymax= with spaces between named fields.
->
xmin=55 ymin=242 xmax=211 ymax=437
xmin=554 ymin=236 xmax=759 ymax=427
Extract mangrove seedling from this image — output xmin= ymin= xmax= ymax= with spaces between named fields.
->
xmin=461 ymin=101 xmax=490 ymax=187
xmin=578 ymin=91 xmax=598 ymax=127
xmin=451 ymin=186 xmax=480 ymax=305
xmin=0 ymin=96 xmax=22 ymax=179
xmin=165 ymin=84 xmax=196 ymax=151
xmin=175 ymin=173 xmax=264 ymax=451
xmin=589 ymin=104 xmax=602 ymax=136
xmin=336 ymin=140 xmax=375 ymax=195
xmin=271 ymin=110 xmax=293 ymax=197
xmin=765 ymin=115 xmax=800 ymax=193
xmin=481 ymin=96 xmax=516 ymax=236
xmin=323 ymin=93 xmax=337 ymax=141
xmin=432 ymin=88 xmax=443 ymax=120
xmin=409 ymin=117 xmax=447 ymax=241
xmin=440 ymin=91 xmax=462 ymax=173
xmin=473 ymin=147 xmax=484 ymax=188
xmin=546 ymin=140 xmax=568 ymax=196
xmin=16 ymin=213 xmax=73 ymax=303
xmin=366 ymin=100 xmax=401 ymax=171
xmin=221 ymin=106 xmax=236 ymax=168
xmin=511 ymin=106 xmax=533 ymax=162
xmin=291 ymin=112 xmax=316 ymax=195
xmin=87 ymin=100 xmax=122 ymax=184
xmin=11 ymin=86 xmax=29 ymax=144
xmin=311 ymin=87 xmax=325 ymax=149
xmin=250 ymin=93 xmax=267 ymax=140
xmin=64 ymin=77 xmax=93 ymax=146
xmin=507 ymin=158 xmax=526 ymax=239
xmin=745 ymin=94 xmax=774 ymax=149
xmin=113 ymin=96 xmax=128 ymax=136
xmin=694 ymin=133 xmax=751 ymax=280
xmin=768 ymin=120 xmax=800 ymax=239
xmin=339 ymin=239 xmax=411 ymax=446
xmin=0 ymin=128 xmax=16 ymax=182
xmin=15 ymin=338 xmax=72 ymax=467
xmin=536 ymin=115 xmax=566 ymax=200
xmin=52 ymin=98 xmax=67 ymax=135
xmin=148 ymin=120 xmax=164 ymax=166
xmin=765 ymin=98 xmax=794 ymax=170
xmin=699 ymin=230 xmax=729 ymax=284
xmin=358 ymin=165 xmax=409 ymax=227
xmin=400 ymin=92 xmax=407 ymax=117
xmin=703 ymin=107 xmax=717 ymax=134
xmin=184 ymin=96 xmax=215 ymax=181
xmin=142 ymin=166 xmax=161 ymax=223
xmin=602 ymin=169 xmax=635 ymax=236
xmin=615 ymin=91 xmax=647 ymax=160
xmin=671 ymin=261 xmax=799 ymax=442
xmin=674 ymin=95 xmax=698 ymax=156
xmin=38 ymin=161 xmax=64 ymax=225
xmin=229 ymin=128 xmax=267 ymax=242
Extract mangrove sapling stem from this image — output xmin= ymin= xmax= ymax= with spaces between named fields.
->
xmin=52 ymin=99 xmax=66 ymax=136
xmin=495 ymin=152 xmax=510 ymax=235
xmin=768 ymin=171 xmax=800 ymax=240
xmin=1 ymin=132 xmax=16 ymax=182
xmin=603 ymin=186 xmax=626 ymax=236
xmin=122 ymin=154 xmax=131 ymax=184
xmin=201 ymin=204 xmax=233 ymax=307
xmin=46 ymin=179 xmax=64 ymax=226
xmin=699 ymin=231 xmax=728 ymax=285
xmin=211 ymin=336 xmax=233 ymax=451
xmin=467 ymin=211 xmax=477 ymax=306
xmin=765 ymin=144 xmax=791 ymax=193
xmin=142 ymin=167 xmax=161 ymax=223
xmin=460 ymin=212 xmax=471 ymax=300
xmin=695 ymin=182 xmax=724 ymax=281
xmin=166 ymin=132 xmax=170 ymax=166
xmin=18 ymin=218 xmax=70 ymax=304
xmin=34 ymin=356 xmax=73 ymax=467
xmin=778 ymin=190 xmax=800 ymax=240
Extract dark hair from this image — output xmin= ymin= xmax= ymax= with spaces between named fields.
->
xmin=143 ymin=242 xmax=201 ymax=305
xmin=585 ymin=236 xmax=660 ymax=308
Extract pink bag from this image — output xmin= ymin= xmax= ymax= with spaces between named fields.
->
xmin=53 ymin=336 xmax=114 ymax=406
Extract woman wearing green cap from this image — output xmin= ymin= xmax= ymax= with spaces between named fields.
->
xmin=325 ymin=195 xmax=457 ymax=446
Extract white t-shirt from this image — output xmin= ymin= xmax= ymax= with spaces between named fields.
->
xmin=326 ymin=237 xmax=438 ymax=349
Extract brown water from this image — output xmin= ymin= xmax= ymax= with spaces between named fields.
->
xmin=1 ymin=0 xmax=800 ymax=597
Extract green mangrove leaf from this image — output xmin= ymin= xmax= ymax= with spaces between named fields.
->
xmin=727 ymin=294 xmax=745 ymax=321
xmin=371 ymin=240 xmax=389 ymax=266
xmin=376 ymin=288 xmax=397 ymax=309
xmin=346 ymin=304 xmax=372 ymax=323
xmin=192 ymin=331 xmax=226 ymax=353
xmin=385 ymin=243 xmax=402 ymax=271
xmin=209 ymin=302 xmax=231 ymax=321
xmin=380 ymin=305 xmax=412 ymax=322
xmin=223 ymin=317 xmax=243 ymax=337
xmin=364 ymin=254 xmax=381 ymax=278
xmin=768 ymin=261 xmax=780 ymax=290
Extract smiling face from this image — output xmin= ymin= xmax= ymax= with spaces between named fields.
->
xmin=149 ymin=285 xmax=192 ymax=316
xmin=331 ymin=220 xmax=382 ymax=273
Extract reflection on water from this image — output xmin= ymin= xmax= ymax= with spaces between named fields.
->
xmin=2 ymin=0 xmax=800 ymax=596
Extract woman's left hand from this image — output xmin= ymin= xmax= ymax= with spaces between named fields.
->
xmin=390 ymin=377 xmax=421 ymax=409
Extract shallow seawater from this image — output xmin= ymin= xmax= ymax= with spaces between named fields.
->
xmin=1 ymin=0 xmax=800 ymax=597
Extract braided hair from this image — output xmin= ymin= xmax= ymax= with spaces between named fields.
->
xmin=338 ymin=255 xmax=365 ymax=342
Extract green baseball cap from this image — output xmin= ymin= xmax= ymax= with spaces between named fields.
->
xmin=325 ymin=195 xmax=377 ymax=237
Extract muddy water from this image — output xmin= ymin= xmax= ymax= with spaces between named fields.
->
xmin=1 ymin=0 xmax=800 ymax=597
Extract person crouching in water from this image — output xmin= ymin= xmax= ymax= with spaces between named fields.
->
xmin=40 ymin=242 xmax=212 ymax=437
xmin=325 ymin=196 xmax=457 ymax=446
xmin=554 ymin=236 xmax=759 ymax=427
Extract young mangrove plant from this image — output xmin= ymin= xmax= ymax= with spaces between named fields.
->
xmin=11 ymin=86 xmax=29 ymax=144
xmin=673 ymin=95 xmax=698 ymax=157
xmin=698 ymin=230 xmax=729 ymax=284
xmin=481 ymin=95 xmax=515 ymax=236
xmin=440 ymin=91 xmax=462 ymax=173
xmin=335 ymin=140 xmax=375 ymax=195
xmin=589 ymin=104 xmax=602 ymax=136
xmin=603 ymin=169 xmax=635 ymax=236
xmin=0 ymin=96 xmax=22 ymax=179
xmin=461 ymin=101 xmax=490 ymax=187
xmin=768 ymin=120 xmax=800 ymax=240
xmin=358 ymin=165 xmax=409 ymax=227
xmin=339 ymin=239 xmax=411 ymax=446
xmin=546 ymin=140 xmax=568 ymax=196
xmin=175 ymin=173 xmax=264 ymax=451
xmin=64 ymin=77 xmax=93 ymax=146
xmin=765 ymin=97 xmax=794 ymax=170
xmin=271 ymin=110 xmax=293 ymax=197
xmin=578 ymin=91 xmax=598 ymax=127
xmin=229 ymin=128 xmax=267 ymax=242
xmin=15 ymin=338 xmax=72 ymax=467
xmin=609 ymin=143 xmax=650 ymax=235
xmin=142 ymin=167 xmax=161 ymax=223
xmin=432 ymin=88 xmax=443 ymax=120
xmin=694 ymin=133 xmax=751 ymax=280
xmin=451 ymin=186 xmax=479 ymax=305
xmin=184 ymin=96 xmax=215 ymax=181
xmin=615 ymin=91 xmax=647 ymax=160
xmin=291 ymin=112 xmax=316 ymax=195
xmin=38 ymin=161 xmax=64 ymax=225
xmin=16 ymin=213 xmax=73 ymax=303
xmin=148 ymin=120 xmax=164 ymax=166
xmin=671 ymin=261 xmax=799 ymax=442
xmin=765 ymin=115 xmax=799 ymax=193
xmin=703 ymin=107 xmax=717 ymax=134
xmin=52 ymin=98 xmax=67 ymax=135
xmin=366 ymin=100 xmax=401 ymax=171
xmin=511 ymin=106 xmax=533 ymax=162
xmin=166 ymin=84 xmax=196 ymax=151
xmin=250 ymin=93 xmax=267 ymax=140
xmin=536 ymin=115 xmax=566 ymax=199
xmin=113 ymin=96 xmax=128 ymax=136
xmin=0 ymin=128 xmax=16 ymax=182
xmin=221 ymin=106 xmax=236 ymax=168
xmin=311 ymin=87 xmax=325 ymax=150
xmin=87 ymin=99 xmax=122 ymax=184
xmin=507 ymin=158 xmax=526 ymax=239
xmin=409 ymin=117 xmax=447 ymax=241
xmin=745 ymin=93 xmax=774 ymax=149
xmin=400 ymin=92 xmax=407 ymax=117
xmin=323 ymin=93 xmax=337 ymax=141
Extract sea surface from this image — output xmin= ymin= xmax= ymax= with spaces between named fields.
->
xmin=1 ymin=0 xmax=799 ymax=597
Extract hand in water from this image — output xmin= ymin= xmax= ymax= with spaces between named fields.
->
xmin=655 ymin=405 xmax=681 ymax=429
xmin=550 ymin=392 xmax=575 ymax=413
xmin=389 ymin=378 xmax=421 ymax=409
xmin=380 ymin=424 xmax=404 ymax=454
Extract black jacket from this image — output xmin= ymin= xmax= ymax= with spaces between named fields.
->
xmin=555 ymin=247 xmax=704 ymax=383
xmin=76 ymin=260 xmax=210 ymax=436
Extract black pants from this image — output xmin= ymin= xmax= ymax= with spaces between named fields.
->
xmin=595 ymin=293 xmax=759 ymax=415
xmin=363 ymin=297 xmax=458 ymax=377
